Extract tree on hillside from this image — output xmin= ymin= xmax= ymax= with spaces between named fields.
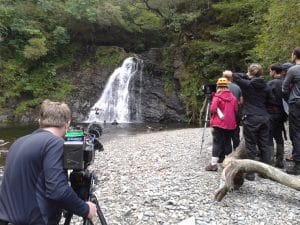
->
xmin=179 ymin=0 xmax=272 ymax=123
xmin=252 ymin=0 xmax=300 ymax=66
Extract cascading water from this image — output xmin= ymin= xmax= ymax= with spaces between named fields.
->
xmin=85 ymin=57 xmax=143 ymax=123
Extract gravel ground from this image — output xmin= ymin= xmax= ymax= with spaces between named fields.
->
xmin=2 ymin=127 xmax=300 ymax=225
xmin=77 ymin=127 xmax=300 ymax=225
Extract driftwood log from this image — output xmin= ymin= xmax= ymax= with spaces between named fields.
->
xmin=214 ymin=139 xmax=300 ymax=201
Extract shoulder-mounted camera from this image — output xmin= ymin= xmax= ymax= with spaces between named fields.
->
xmin=63 ymin=123 xmax=103 ymax=170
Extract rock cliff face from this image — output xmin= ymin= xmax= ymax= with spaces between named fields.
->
xmin=1 ymin=47 xmax=186 ymax=124
xmin=138 ymin=48 xmax=185 ymax=123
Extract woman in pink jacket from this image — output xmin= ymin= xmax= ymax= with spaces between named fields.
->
xmin=205 ymin=77 xmax=238 ymax=171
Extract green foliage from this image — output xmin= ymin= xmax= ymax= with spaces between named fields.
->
xmin=0 ymin=59 xmax=27 ymax=102
xmin=179 ymin=68 xmax=202 ymax=123
xmin=252 ymin=0 xmax=300 ymax=66
xmin=95 ymin=46 xmax=128 ymax=68
xmin=15 ymin=99 xmax=41 ymax=116
xmin=52 ymin=26 xmax=70 ymax=46
xmin=65 ymin=0 xmax=124 ymax=26
xmin=23 ymin=37 xmax=48 ymax=60
xmin=122 ymin=3 xmax=163 ymax=33
xmin=65 ymin=0 xmax=100 ymax=22
xmin=178 ymin=0 xmax=272 ymax=123
xmin=48 ymin=79 xmax=73 ymax=101
xmin=0 ymin=0 xmax=299 ymax=123
xmin=183 ymin=40 xmax=229 ymax=79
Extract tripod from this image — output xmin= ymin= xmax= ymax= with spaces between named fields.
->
xmin=63 ymin=169 xmax=107 ymax=225
xmin=200 ymin=94 xmax=212 ymax=154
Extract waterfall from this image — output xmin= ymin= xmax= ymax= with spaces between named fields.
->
xmin=85 ymin=57 xmax=143 ymax=123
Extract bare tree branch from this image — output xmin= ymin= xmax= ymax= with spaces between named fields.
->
xmin=141 ymin=0 xmax=165 ymax=18
xmin=214 ymin=139 xmax=300 ymax=201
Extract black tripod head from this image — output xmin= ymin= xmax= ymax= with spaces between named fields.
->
xmin=202 ymin=84 xmax=216 ymax=102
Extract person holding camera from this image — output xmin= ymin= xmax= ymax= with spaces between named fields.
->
xmin=0 ymin=100 xmax=97 ymax=225
xmin=282 ymin=47 xmax=300 ymax=175
xmin=205 ymin=77 xmax=238 ymax=171
xmin=233 ymin=64 xmax=274 ymax=181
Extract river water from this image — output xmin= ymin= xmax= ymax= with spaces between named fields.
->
xmin=0 ymin=122 xmax=196 ymax=168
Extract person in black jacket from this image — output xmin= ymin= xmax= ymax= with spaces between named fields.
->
xmin=266 ymin=63 xmax=287 ymax=168
xmin=0 ymin=100 xmax=97 ymax=225
xmin=233 ymin=63 xmax=274 ymax=181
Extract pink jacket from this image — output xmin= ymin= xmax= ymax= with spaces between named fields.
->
xmin=210 ymin=90 xmax=238 ymax=130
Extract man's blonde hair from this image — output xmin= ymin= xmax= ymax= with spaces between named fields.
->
xmin=222 ymin=70 xmax=233 ymax=81
xmin=39 ymin=99 xmax=71 ymax=128
xmin=248 ymin=63 xmax=263 ymax=77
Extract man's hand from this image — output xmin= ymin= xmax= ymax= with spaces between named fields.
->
xmin=86 ymin=201 xmax=97 ymax=219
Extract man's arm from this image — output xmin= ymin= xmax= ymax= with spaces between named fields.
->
xmin=233 ymin=73 xmax=251 ymax=89
xmin=239 ymin=96 xmax=244 ymax=107
xmin=234 ymin=97 xmax=238 ymax=113
xmin=266 ymin=84 xmax=276 ymax=107
xmin=282 ymin=69 xmax=293 ymax=100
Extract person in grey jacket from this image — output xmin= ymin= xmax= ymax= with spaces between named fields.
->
xmin=223 ymin=70 xmax=243 ymax=150
xmin=282 ymin=47 xmax=300 ymax=175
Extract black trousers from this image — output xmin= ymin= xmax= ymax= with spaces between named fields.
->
xmin=232 ymin=110 xmax=242 ymax=149
xmin=268 ymin=113 xmax=285 ymax=147
xmin=243 ymin=115 xmax=271 ymax=164
xmin=212 ymin=127 xmax=234 ymax=158
xmin=289 ymin=103 xmax=300 ymax=161
xmin=232 ymin=125 xmax=240 ymax=149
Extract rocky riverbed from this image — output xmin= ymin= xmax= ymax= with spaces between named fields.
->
xmin=76 ymin=128 xmax=300 ymax=225
xmin=2 ymin=127 xmax=300 ymax=225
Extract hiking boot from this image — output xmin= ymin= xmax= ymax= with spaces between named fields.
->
xmin=275 ymin=160 xmax=284 ymax=169
xmin=286 ymin=161 xmax=300 ymax=175
xmin=245 ymin=173 xmax=255 ymax=181
xmin=205 ymin=163 xmax=218 ymax=171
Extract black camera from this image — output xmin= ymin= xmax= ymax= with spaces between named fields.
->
xmin=63 ymin=123 xmax=103 ymax=170
xmin=61 ymin=123 xmax=108 ymax=225
xmin=202 ymin=84 xmax=216 ymax=96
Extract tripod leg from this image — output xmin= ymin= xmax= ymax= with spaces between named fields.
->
xmin=90 ymin=194 xmax=107 ymax=225
xmin=200 ymin=99 xmax=210 ymax=154
xmin=63 ymin=212 xmax=73 ymax=225
xmin=83 ymin=218 xmax=90 ymax=225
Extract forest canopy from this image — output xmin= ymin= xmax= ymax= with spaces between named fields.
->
xmin=0 ymin=0 xmax=299 ymax=122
